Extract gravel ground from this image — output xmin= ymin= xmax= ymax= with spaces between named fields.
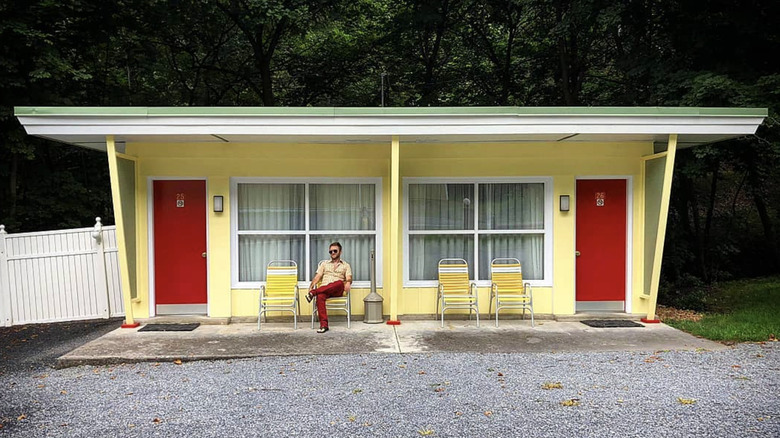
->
xmin=1 ymin=321 xmax=778 ymax=437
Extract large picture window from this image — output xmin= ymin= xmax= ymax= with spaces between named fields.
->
xmin=232 ymin=179 xmax=381 ymax=287
xmin=405 ymin=178 xmax=552 ymax=286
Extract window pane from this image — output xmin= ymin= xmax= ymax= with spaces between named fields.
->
xmin=237 ymin=184 xmax=304 ymax=231
xmin=479 ymin=183 xmax=544 ymax=230
xmin=238 ymin=235 xmax=305 ymax=281
xmin=409 ymin=184 xmax=474 ymax=230
xmin=409 ymin=235 xmax=474 ymax=280
xmin=310 ymin=184 xmax=376 ymax=231
xmin=310 ymin=235 xmax=375 ymax=282
xmin=478 ymin=234 xmax=544 ymax=280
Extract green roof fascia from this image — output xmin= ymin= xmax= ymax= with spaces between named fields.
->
xmin=14 ymin=106 xmax=768 ymax=118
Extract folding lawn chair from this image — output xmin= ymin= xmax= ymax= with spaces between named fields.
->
xmin=258 ymin=260 xmax=300 ymax=329
xmin=436 ymin=258 xmax=479 ymax=328
xmin=489 ymin=257 xmax=533 ymax=327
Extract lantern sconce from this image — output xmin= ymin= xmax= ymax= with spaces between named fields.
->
xmin=559 ymin=195 xmax=570 ymax=212
xmin=213 ymin=195 xmax=224 ymax=213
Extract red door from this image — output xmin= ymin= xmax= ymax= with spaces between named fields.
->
xmin=153 ymin=180 xmax=207 ymax=313
xmin=575 ymin=179 xmax=627 ymax=308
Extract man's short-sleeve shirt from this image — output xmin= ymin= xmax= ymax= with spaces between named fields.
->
xmin=316 ymin=260 xmax=352 ymax=286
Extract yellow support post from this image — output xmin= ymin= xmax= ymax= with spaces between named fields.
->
xmin=106 ymin=136 xmax=138 ymax=328
xmin=644 ymin=134 xmax=678 ymax=322
xmin=387 ymin=135 xmax=401 ymax=325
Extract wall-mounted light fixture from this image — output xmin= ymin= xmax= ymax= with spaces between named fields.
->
xmin=213 ymin=195 xmax=224 ymax=213
xmin=559 ymin=195 xmax=570 ymax=212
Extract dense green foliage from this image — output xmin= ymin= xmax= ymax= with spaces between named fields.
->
xmin=663 ymin=277 xmax=780 ymax=342
xmin=1 ymin=0 xmax=779 ymax=299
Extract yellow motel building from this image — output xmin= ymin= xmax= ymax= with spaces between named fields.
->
xmin=15 ymin=107 xmax=767 ymax=327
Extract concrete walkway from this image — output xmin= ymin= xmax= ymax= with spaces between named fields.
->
xmin=56 ymin=319 xmax=725 ymax=368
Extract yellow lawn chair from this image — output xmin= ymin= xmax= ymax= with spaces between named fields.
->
xmin=436 ymin=258 xmax=479 ymax=328
xmin=489 ymin=258 xmax=533 ymax=327
xmin=258 ymin=260 xmax=300 ymax=329
xmin=311 ymin=260 xmax=352 ymax=329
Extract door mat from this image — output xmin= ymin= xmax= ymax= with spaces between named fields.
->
xmin=581 ymin=320 xmax=644 ymax=328
xmin=138 ymin=323 xmax=201 ymax=332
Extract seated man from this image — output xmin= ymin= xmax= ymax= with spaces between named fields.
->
xmin=306 ymin=242 xmax=352 ymax=333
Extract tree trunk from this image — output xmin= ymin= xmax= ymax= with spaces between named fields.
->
xmin=702 ymin=163 xmax=720 ymax=279
xmin=260 ymin=58 xmax=275 ymax=106
xmin=9 ymin=153 xmax=18 ymax=219
xmin=753 ymin=191 xmax=779 ymax=271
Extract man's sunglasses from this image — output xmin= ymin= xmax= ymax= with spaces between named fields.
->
xmin=329 ymin=249 xmax=339 ymax=254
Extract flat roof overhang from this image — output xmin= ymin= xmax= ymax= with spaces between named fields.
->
xmin=15 ymin=106 xmax=768 ymax=152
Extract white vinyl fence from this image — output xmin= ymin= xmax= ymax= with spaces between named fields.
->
xmin=0 ymin=218 xmax=125 ymax=327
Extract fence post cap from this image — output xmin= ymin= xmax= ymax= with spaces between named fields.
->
xmin=91 ymin=218 xmax=103 ymax=240
xmin=0 ymin=225 xmax=5 ymax=234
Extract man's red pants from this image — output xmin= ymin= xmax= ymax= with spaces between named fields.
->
xmin=311 ymin=280 xmax=344 ymax=328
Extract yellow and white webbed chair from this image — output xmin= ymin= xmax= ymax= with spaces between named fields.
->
xmin=258 ymin=260 xmax=300 ymax=329
xmin=311 ymin=260 xmax=352 ymax=329
xmin=489 ymin=257 xmax=533 ymax=327
xmin=436 ymin=258 xmax=479 ymax=328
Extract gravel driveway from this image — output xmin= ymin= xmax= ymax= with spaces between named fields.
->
xmin=1 ymin=321 xmax=778 ymax=437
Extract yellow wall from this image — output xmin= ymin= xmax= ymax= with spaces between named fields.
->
xmin=125 ymin=140 xmax=654 ymax=320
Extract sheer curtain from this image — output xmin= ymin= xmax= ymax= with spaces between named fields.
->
xmin=237 ymin=183 xmax=375 ymax=282
xmin=310 ymin=184 xmax=375 ymax=231
xmin=478 ymin=234 xmax=543 ymax=280
xmin=310 ymin=183 xmax=376 ymax=281
xmin=479 ymin=183 xmax=544 ymax=230
xmin=408 ymin=184 xmax=475 ymax=279
xmin=408 ymin=182 xmax=545 ymax=281
xmin=409 ymin=184 xmax=473 ymax=230
xmin=310 ymin=235 xmax=374 ymax=281
xmin=409 ymin=235 xmax=474 ymax=280
xmin=478 ymin=183 xmax=544 ymax=279
xmin=239 ymin=235 xmax=305 ymax=281
xmin=238 ymin=184 xmax=304 ymax=230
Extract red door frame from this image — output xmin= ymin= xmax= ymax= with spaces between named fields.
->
xmin=574 ymin=176 xmax=632 ymax=312
xmin=148 ymin=177 xmax=209 ymax=316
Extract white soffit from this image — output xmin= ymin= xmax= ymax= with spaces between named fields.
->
xmin=16 ymin=107 xmax=767 ymax=151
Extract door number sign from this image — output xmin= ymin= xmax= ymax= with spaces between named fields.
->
xmin=595 ymin=192 xmax=605 ymax=207
xmin=176 ymin=193 xmax=185 ymax=208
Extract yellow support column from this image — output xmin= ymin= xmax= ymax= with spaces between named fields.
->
xmin=106 ymin=136 xmax=138 ymax=328
xmin=644 ymin=134 xmax=678 ymax=322
xmin=387 ymin=136 xmax=401 ymax=325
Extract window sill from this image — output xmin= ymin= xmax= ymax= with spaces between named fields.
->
xmin=404 ymin=280 xmax=551 ymax=289
xmin=232 ymin=281 xmax=377 ymax=290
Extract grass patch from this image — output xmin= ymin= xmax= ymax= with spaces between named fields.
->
xmin=663 ymin=276 xmax=780 ymax=343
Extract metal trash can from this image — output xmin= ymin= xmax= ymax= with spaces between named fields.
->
xmin=363 ymin=250 xmax=384 ymax=323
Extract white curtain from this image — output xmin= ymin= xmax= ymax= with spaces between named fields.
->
xmin=409 ymin=184 xmax=474 ymax=230
xmin=237 ymin=183 xmax=375 ymax=282
xmin=310 ymin=184 xmax=375 ymax=230
xmin=310 ymin=235 xmax=375 ymax=281
xmin=239 ymin=235 xmax=305 ymax=281
xmin=408 ymin=182 xmax=545 ymax=281
xmin=478 ymin=183 xmax=544 ymax=279
xmin=409 ymin=235 xmax=474 ymax=280
xmin=237 ymin=184 xmax=304 ymax=230
xmin=479 ymin=183 xmax=544 ymax=230
xmin=478 ymin=234 xmax=544 ymax=280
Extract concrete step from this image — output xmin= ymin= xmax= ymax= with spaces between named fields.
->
xmin=556 ymin=313 xmax=645 ymax=322
xmin=136 ymin=315 xmax=230 ymax=325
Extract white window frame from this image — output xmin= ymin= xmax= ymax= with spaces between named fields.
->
xmin=231 ymin=177 xmax=383 ymax=289
xmin=403 ymin=177 xmax=553 ymax=288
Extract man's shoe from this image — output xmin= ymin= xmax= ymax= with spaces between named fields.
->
xmin=305 ymin=293 xmax=313 ymax=303
xmin=316 ymin=327 xmax=329 ymax=333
